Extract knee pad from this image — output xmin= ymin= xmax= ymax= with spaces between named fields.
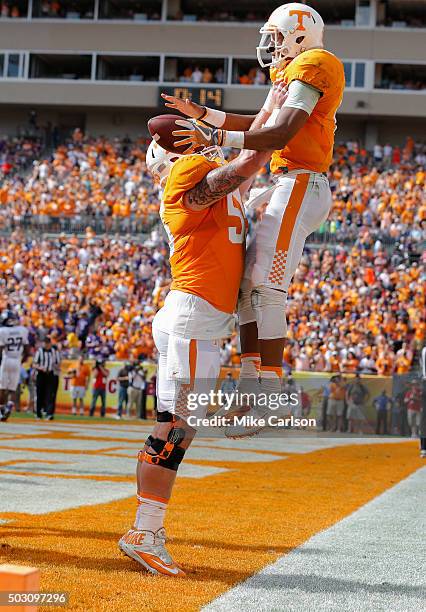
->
xmin=251 ymin=285 xmax=288 ymax=340
xmin=238 ymin=284 xmax=257 ymax=326
xmin=139 ymin=422 xmax=186 ymax=472
xmin=141 ymin=410 xmax=173 ymax=451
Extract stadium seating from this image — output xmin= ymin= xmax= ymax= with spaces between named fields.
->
xmin=0 ymin=136 xmax=42 ymax=179
xmin=0 ymin=132 xmax=161 ymax=234
xmin=0 ymin=134 xmax=424 ymax=372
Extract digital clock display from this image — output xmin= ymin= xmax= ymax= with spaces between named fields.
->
xmin=160 ymin=86 xmax=224 ymax=109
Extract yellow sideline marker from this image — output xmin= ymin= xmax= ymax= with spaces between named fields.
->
xmin=0 ymin=565 xmax=40 ymax=612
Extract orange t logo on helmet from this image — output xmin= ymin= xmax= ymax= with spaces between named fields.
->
xmin=289 ymin=9 xmax=312 ymax=31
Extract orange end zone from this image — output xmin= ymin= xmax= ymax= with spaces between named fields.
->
xmin=0 ymin=443 xmax=422 ymax=611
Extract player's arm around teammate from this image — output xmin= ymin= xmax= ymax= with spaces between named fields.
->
xmin=163 ymin=81 xmax=287 ymax=201
xmin=183 ymin=147 xmax=271 ymax=211
xmin=169 ymin=4 xmax=345 ymax=440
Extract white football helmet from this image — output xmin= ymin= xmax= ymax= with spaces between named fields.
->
xmin=200 ymin=145 xmax=225 ymax=164
xmin=146 ymin=139 xmax=225 ymax=187
xmin=257 ymin=3 xmax=324 ymax=68
xmin=146 ymin=140 xmax=181 ymax=186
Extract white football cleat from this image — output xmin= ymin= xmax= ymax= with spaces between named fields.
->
xmin=118 ymin=528 xmax=185 ymax=577
xmin=224 ymin=404 xmax=271 ymax=439
xmin=220 ymin=379 xmax=271 ymax=439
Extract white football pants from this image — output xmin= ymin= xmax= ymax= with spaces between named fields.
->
xmin=242 ymin=171 xmax=332 ymax=338
xmin=152 ymin=320 xmax=221 ymax=423
xmin=0 ymin=357 xmax=21 ymax=391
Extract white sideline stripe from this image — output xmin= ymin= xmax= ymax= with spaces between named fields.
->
xmin=0 ymin=465 xmax=226 ymax=515
xmin=194 ymin=436 xmax=408 ymax=454
xmin=0 ymin=449 xmax=226 ymax=479
xmin=0 ymin=438 xmax=123 ymax=451
xmin=0 ymin=473 xmax=136 ymax=514
xmin=2 ymin=423 xmax=409 ymax=454
xmin=204 ymin=467 xmax=426 ymax=612
xmin=106 ymin=446 xmax=285 ymax=463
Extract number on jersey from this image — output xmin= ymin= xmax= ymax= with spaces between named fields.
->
xmin=227 ymin=193 xmax=246 ymax=244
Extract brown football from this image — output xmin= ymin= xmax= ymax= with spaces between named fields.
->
xmin=147 ymin=114 xmax=188 ymax=154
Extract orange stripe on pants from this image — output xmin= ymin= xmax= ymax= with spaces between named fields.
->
xmin=189 ymin=339 xmax=197 ymax=390
xmin=268 ymin=173 xmax=309 ymax=286
xmin=175 ymin=339 xmax=197 ymax=420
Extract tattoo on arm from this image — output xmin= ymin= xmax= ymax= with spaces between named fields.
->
xmin=184 ymin=165 xmax=246 ymax=211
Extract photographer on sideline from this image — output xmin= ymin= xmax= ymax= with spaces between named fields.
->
xmin=89 ymin=360 xmax=109 ymax=418
xmin=128 ymin=362 xmax=146 ymax=419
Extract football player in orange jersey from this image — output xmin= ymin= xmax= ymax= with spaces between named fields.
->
xmin=167 ymin=2 xmax=345 ymax=436
xmin=118 ymin=127 xmax=273 ymax=575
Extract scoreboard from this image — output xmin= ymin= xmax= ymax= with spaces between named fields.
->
xmin=159 ymin=86 xmax=224 ymax=109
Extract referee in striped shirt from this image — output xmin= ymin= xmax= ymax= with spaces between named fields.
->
xmin=33 ymin=337 xmax=61 ymax=420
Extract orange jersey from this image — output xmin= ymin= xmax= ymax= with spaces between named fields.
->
xmin=162 ymin=155 xmax=246 ymax=314
xmin=270 ymin=49 xmax=345 ymax=173
xmin=71 ymin=363 xmax=91 ymax=387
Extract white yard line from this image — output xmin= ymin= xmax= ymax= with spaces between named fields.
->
xmin=204 ymin=467 xmax=426 ymax=612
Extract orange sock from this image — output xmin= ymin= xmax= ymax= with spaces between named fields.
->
xmin=134 ymin=491 xmax=168 ymax=532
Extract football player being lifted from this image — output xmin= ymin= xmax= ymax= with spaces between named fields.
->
xmin=0 ymin=310 xmax=29 ymax=422
xmin=165 ymin=2 xmax=345 ymax=436
xmin=118 ymin=94 xmax=288 ymax=575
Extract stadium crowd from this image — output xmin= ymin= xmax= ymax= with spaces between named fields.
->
xmin=0 ymin=132 xmax=424 ymax=375
xmin=0 ymin=228 xmax=168 ymax=362
xmin=235 ymin=67 xmax=268 ymax=86
xmin=376 ymin=63 xmax=426 ymax=92
xmin=175 ymin=64 xmax=269 ymax=85
xmin=0 ymin=2 xmax=21 ymax=18
xmin=176 ymin=65 xmax=226 ymax=84
xmin=0 ymin=136 xmax=43 ymax=179
xmin=0 ymin=131 xmax=160 ymax=230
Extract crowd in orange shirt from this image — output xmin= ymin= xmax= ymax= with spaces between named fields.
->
xmin=0 ymin=136 xmax=42 ymax=179
xmin=323 ymin=139 xmax=425 ymax=245
xmin=0 ymin=134 xmax=424 ymax=373
xmin=248 ymin=138 xmax=425 ymax=374
xmin=0 ymin=228 xmax=170 ymax=362
xmin=0 ymin=132 xmax=160 ymax=228
xmin=282 ymin=245 xmax=424 ymax=375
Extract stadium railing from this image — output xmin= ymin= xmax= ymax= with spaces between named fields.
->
xmin=307 ymin=230 xmax=402 ymax=248
xmin=2 ymin=218 xmax=420 ymax=252
xmin=2 ymin=214 xmax=159 ymax=236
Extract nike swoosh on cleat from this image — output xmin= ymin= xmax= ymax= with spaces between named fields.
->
xmin=136 ymin=552 xmax=180 ymax=575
